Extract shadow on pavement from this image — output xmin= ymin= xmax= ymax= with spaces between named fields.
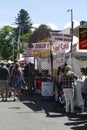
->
xmin=20 ymin=90 xmax=65 ymax=118
xmin=20 ymin=90 xmax=87 ymax=129
xmin=64 ymin=109 xmax=87 ymax=130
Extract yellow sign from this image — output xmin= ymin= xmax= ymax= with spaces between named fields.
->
xmin=79 ymin=27 xmax=87 ymax=49
xmin=34 ymin=49 xmax=50 ymax=58
xmin=38 ymin=37 xmax=50 ymax=43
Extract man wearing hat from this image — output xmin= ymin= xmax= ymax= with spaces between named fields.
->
xmin=0 ymin=61 xmax=9 ymax=101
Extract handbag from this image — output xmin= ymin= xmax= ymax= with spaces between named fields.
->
xmin=81 ymin=87 xmax=87 ymax=94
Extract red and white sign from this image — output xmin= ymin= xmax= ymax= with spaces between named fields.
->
xmin=23 ymin=48 xmax=34 ymax=57
xmin=50 ymin=32 xmax=72 ymax=42
xmin=72 ymin=43 xmax=77 ymax=52
xmin=32 ymin=42 xmax=50 ymax=50
xmin=53 ymin=51 xmax=65 ymax=65
xmin=52 ymin=42 xmax=69 ymax=55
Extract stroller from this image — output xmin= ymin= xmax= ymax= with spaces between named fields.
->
xmin=54 ymin=81 xmax=65 ymax=110
xmin=58 ymin=88 xmax=65 ymax=106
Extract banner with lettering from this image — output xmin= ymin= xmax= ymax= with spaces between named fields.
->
xmin=79 ymin=27 xmax=87 ymax=49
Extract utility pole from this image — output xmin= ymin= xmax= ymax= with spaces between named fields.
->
xmin=12 ymin=38 xmax=14 ymax=61
xmin=67 ymin=9 xmax=73 ymax=53
xmin=67 ymin=9 xmax=74 ymax=65
xmin=21 ymin=25 xmax=24 ymax=48
xmin=17 ymin=25 xmax=21 ymax=60
xmin=49 ymin=33 xmax=53 ymax=80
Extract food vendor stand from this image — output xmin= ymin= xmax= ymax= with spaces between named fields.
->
xmin=23 ymin=31 xmax=72 ymax=101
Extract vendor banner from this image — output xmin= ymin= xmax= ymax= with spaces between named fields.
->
xmin=38 ymin=37 xmax=50 ymax=42
xmin=72 ymin=43 xmax=77 ymax=52
xmin=23 ymin=48 xmax=34 ymax=57
xmin=52 ymin=41 xmax=69 ymax=55
xmin=50 ymin=32 xmax=72 ymax=42
xmin=79 ymin=27 xmax=87 ymax=50
xmin=53 ymin=51 xmax=65 ymax=65
xmin=34 ymin=49 xmax=50 ymax=58
xmin=32 ymin=42 xmax=50 ymax=50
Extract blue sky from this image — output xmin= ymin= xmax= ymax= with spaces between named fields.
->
xmin=0 ymin=0 xmax=87 ymax=30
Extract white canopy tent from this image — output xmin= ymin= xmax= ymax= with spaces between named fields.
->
xmin=66 ymin=52 xmax=87 ymax=78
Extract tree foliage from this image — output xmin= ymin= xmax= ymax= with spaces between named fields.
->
xmin=0 ymin=9 xmax=33 ymax=60
xmin=37 ymin=24 xmax=51 ymax=30
xmin=0 ymin=10 xmax=54 ymax=60
xmin=15 ymin=9 xmax=32 ymax=34
xmin=0 ymin=26 xmax=18 ymax=60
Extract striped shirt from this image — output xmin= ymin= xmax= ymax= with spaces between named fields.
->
xmin=62 ymin=73 xmax=77 ymax=88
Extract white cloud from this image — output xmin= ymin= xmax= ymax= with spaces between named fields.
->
xmin=32 ymin=23 xmax=58 ymax=30
xmin=0 ymin=22 xmax=17 ymax=28
xmin=32 ymin=24 xmax=40 ymax=29
xmin=32 ymin=21 xmax=80 ymax=31
xmin=47 ymin=23 xmax=58 ymax=30
xmin=64 ymin=20 xmax=80 ymax=29
xmin=0 ymin=22 xmax=7 ymax=28
xmin=0 ymin=20 xmax=80 ymax=31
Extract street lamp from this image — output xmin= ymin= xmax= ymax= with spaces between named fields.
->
xmin=67 ymin=9 xmax=73 ymax=53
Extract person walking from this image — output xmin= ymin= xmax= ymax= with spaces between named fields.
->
xmin=27 ymin=63 xmax=35 ymax=93
xmin=23 ymin=63 xmax=29 ymax=89
xmin=61 ymin=65 xmax=78 ymax=113
xmin=8 ymin=59 xmax=18 ymax=97
xmin=0 ymin=61 xmax=9 ymax=101
xmin=9 ymin=63 xmax=25 ymax=101
xmin=81 ymin=67 xmax=87 ymax=112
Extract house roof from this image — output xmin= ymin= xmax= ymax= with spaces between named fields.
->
xmin=28 ymin=29 xmax=61 ymax=47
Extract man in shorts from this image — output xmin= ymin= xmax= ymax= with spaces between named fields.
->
xmin=0 ymin=61 xmax=9 ymax=101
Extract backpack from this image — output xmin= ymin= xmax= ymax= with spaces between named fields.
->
xmin=0 ymin=67 xmax=9 ymax=80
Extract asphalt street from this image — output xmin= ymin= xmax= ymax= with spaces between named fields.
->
xmin=0 ymin=93 xmax=87 ymax=130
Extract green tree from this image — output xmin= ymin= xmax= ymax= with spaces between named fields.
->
xmin=0 ymin=26 xmax=18 ymax=60
xmin=37 ymin=24 xmax=51 ymax=30
xmin=21 ymin=32 xmax=32 ymax=43
xmin=15 ymin=9 xmax=32 ymax=35
xmin=14 ymin=9 xmax=33 ymax=54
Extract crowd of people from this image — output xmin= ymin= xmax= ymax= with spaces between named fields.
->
xmin=0 ymin=59 xmax=87 ymax=113
xmin=0 ymin=59 xmax=36 ymax=101
xmin=54 ymin=63 xmax=87 ymax=113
